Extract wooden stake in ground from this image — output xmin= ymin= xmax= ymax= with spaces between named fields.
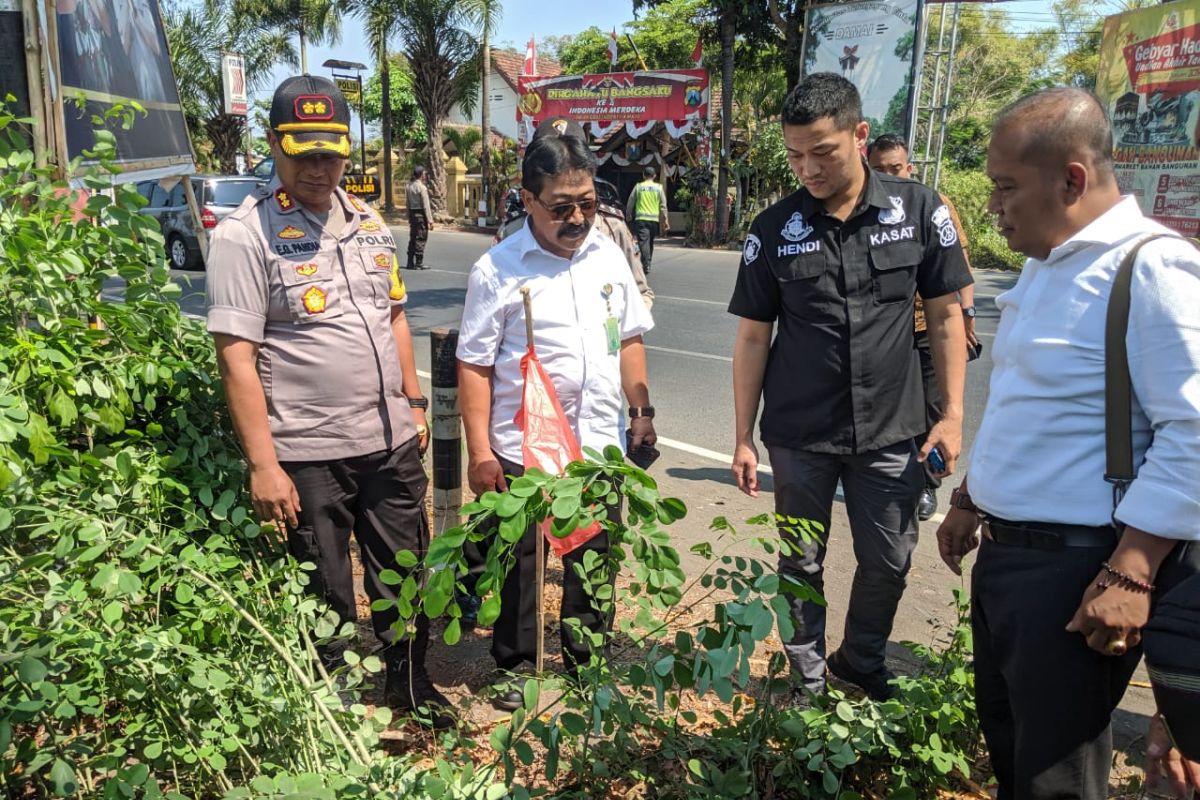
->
xmin=520 ymin=286 xmax=547 ymax=674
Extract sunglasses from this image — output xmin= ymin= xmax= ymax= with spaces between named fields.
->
xmin=530 ymin=193 xmax=598 ymax=222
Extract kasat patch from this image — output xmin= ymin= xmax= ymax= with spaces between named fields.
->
xmin=302 ymin=285 xmax=327 ymax=315
xmin=373 ymin=253 xmax=392 ymax=270
xmin=743 ymin=233 xmax=762 ymax=264
xmin=277 ymin=225 xmax=307 ymax=240
xmin=294 ymin=263 xmax=318 ymax=277
xmin=879 ymin=196 xmax=905 ymax=225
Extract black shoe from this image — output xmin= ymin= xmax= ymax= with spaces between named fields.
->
xmin=826 ymin=648 xmax=896 ymax=701
xmin=456 ymin=591 xmax=481 ymax=631
xmin=788 ymin=687 xmax=820 ymax=710
xmin=411 ymin=259 xmax=429 ymax=270
xmin=917 ymin=488 xmax=938 ymax=521
xmin=384 ymin=641 xmax=455 ymax=729
xmin=491 ymin=671 xmax=530 ymax=712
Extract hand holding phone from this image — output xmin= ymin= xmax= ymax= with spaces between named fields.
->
xmin=928 ymin=447 xmax=947 ymax=474
xmin=626 ymin=430 xmax=661 ymax=470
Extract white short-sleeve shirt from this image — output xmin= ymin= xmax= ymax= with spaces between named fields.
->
xmin=457 ymin=220 xmax=655 ymax=464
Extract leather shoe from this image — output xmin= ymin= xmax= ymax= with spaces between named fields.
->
xmin=492 ymin=672 xmax=530 ymax=712
xmin=917 ymin=488 xmax=938 ymax=521
xmin=826 ymin=648 xmax=896 ymax=701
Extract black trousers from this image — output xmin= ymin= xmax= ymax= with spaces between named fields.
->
xmin=472 ymin=455 xmax=615 ymax=672
xmin=281 ymin=438 xmax=429 ymax=662
xmin=914 ymin=330 xmax=942 ymax=491
xmin=972 ymin=536 xmax=1199 ymax=799
xmin=406 ymin=210 xmax=428 ymax=266
xmin=633 ymin=220 xmax=659 ymax=274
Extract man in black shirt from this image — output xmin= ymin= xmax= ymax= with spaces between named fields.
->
xmin=728 ymin=74 xmax=971 ymax=701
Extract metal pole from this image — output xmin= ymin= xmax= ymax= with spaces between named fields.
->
xmin=921 ymin=5 xmax=948 ymax=175
xmin=520 ymin=287 xmax=545 ymax=674
xmin=430 ymin=329 xmax=462 ymax=538
xmin=357 ymin=72 xmax=366 ymax=175
xmin=932 ymin=2 xmax=962 ymax=192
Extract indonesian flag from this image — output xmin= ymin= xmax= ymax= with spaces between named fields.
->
xmin=522 ymin=35 xmax=537 ymax=76
xmin=690 ymin=36 xmax=703 ymax=67
xmin=515 ymin=345 xmax=603 ymax=557
xmin=608 ymin=29 xmax=619 ymax=67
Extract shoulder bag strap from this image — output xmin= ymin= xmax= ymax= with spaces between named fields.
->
xmin=1105 ymin=233 xmax=1198 ymax=514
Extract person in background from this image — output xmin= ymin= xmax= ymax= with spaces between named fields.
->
xmin=867 ymin=133 xmax=978 ymax=520
xmin=626 ymin=165 xmax=670 ymax=275
xmin=405 ymin=165 xmax=431 ymax=270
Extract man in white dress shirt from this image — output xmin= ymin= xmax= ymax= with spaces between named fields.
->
xmin=936 ymin=87 xmax=1200 ymax=799
xmin=457 ymin=128 xmax=656 ymax=710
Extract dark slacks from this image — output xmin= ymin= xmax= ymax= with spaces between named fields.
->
xmin=769 ymin=441 xmax=923 ymax=691
xmin=974 ymin=535 xmax=1200 ymax=799
xmin=472 ymin=455 xmax=616 ymax=672
xmin=281 ymin=438 xmax=429 ymax=661
xmin=914 ymin=330 xmax=943 ymax=491
xmin=406 ymin=210 xmax=428 ymax=266
xmin=632 ymin=220 xmax=659 ymax=274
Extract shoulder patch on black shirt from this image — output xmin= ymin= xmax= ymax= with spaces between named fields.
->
xmin=743 ymin=234 xmax=762 ymax=264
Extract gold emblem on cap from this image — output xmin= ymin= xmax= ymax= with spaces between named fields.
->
xmin=552 ymin=119 xmax=568 ymax=134
xmin=277 ymin=225 xmax=306 ymax=240
xmin=302 ymin=286 xmax=327 ymax=315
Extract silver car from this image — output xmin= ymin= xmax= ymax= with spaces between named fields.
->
xmin=135 ymin=176 xmax=262 ymax=270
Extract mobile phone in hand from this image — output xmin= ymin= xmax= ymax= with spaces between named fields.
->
xmin=626 ymin=430 xmax=661 ymax=470
xmin=928 ymin=447 xmax=947 ymax=473
xmin=967 ymin=341 xmax=984 ymax=362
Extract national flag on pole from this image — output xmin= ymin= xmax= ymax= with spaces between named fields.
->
xmin=690 ymin=36 xmax=703 ymax=67
xmin=522 ymin=35 xmax=537 ymax=76
xmin=607 ymin=29 xmax=619 ymax=67
xmin=515 ymin=344 xmax=603 ymax=557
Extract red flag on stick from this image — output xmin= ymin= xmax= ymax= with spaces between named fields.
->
xmin=514 ymin=289 xmax=603 ymax=558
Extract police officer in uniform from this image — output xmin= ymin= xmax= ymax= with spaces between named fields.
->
xmin=205 ymin=75 xmax=452 ymax=728
xmin=625 ymin=165 xmax=670 ymax=274
xmin=729 ymin=74 xmax=971 ymax=703
xmin=405 ymin=165 xmax=431 ymax=270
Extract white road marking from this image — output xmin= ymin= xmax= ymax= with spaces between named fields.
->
xmin=654 ymin=294 xmax=727 ymax=307
xmin=645 ymin=345 xmax=732 ymax=363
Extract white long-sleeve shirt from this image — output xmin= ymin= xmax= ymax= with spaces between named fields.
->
xmin=970 ymin=196 xmax=1200 ymax=540
xmin=456 ymin=221 xmax=654 ymax=464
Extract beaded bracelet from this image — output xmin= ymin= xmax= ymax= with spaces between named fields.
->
xmin=1099 ymin=561 xmax=1155 ymax=594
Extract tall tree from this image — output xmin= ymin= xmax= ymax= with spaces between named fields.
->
xmin=463 ymin=0 xmax=502 ymax=222
xmin=237 ymin=0 xmax=343 ymax=72
xmin=392 ymin=0 xmax=481 ymax=217
xmin=163 ymin=0 xmax=297 ymax=173
xmin=353 ymin=0 xmax=400 ymax=210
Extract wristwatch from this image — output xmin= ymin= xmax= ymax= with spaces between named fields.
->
xmin=628 ymin=406 xmax=656 ymax=419
xmin=950 ymin=485 xmax=978 ymax=513
xmin=408 ymin=396 xmax=428 ymax=410
xmin=962 ymin=306 xmax=977 ymax=318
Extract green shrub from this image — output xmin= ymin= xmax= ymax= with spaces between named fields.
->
xmin=939 ymin=166 xmax=1026 ymax=270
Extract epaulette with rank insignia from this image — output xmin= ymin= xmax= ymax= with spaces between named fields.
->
xmin=275 ymin=188 xmax=297 ymax=212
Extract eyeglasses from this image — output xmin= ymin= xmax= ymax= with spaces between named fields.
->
xmin=530 ymin=194 xmax=598 ymax=222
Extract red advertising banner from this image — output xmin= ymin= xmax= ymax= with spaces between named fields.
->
xmin=516 ymin=69 xmax=709 ymax=125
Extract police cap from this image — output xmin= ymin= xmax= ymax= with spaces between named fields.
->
xmin=270 ymin=75 xmax=352 ymax=159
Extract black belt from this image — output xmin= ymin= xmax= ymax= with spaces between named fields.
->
xmin=983 ymin=516 xmax=1119 ymax=551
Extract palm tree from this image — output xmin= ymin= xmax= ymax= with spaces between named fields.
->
xmin=236 ymin=0 xmax=343 ymax=72
xmin=443 ymin=126 xmax=482 ymax=171
xmin=392 ymin=0 xmax=481 ymax=216
xmin=163 ymin=0 xmax=297 ymax=173
xmin=352 ymin=0 xmax=400 ymax=211
xmin=462 ymin=0 xmax=502 ymax=221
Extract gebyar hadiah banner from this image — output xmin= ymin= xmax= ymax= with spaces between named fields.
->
xmin=801 ymin=0 xmax=921 ymax=139
xmin=516 ymin=69 xmax=709 ymax=125
xmin=1096 ymin=0 xmax=1200 ymax=237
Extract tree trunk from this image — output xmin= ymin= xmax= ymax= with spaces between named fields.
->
xmin=426 ymin=118 xmax=447 ymax=216
xmin=380 ymin=46 xmax=395 ymax=212
xmin=480 ymin=40 xmax=491 ymax=223
xmin=715 ymin=11 xmax=735 ymax=243
xmin=785 ymin=12 xmax=803 ymax=92
xmin=206 ymin=114 xmax=246 ymax=175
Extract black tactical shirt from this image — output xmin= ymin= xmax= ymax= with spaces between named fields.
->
xmin=728 ymin=165 xmax=972 ymax=454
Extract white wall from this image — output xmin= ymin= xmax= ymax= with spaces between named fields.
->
xmin=448 ymin=75 xmax=519 ymax=142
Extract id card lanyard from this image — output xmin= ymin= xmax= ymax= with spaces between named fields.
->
xmin=602 ymin=283 xmax=620 ymax=355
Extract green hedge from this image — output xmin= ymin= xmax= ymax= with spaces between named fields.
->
xmin=938 ymin=167 xmax=1026 ymax=271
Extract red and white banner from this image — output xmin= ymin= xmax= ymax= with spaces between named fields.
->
xmin=516 ymin=68 xmax=709 ymax=126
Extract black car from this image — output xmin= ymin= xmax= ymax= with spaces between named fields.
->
xmin=135 ymin=176 xmax=263 ymax=270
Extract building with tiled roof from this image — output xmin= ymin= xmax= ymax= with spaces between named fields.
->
xmin=447 ymin=49 xmax=563 ymax=141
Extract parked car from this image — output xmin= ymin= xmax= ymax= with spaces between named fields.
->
xmin=135 ymin=176 xmax=263 ymax=270
xmin=250 ymin=157 xmax=381 ymax=202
